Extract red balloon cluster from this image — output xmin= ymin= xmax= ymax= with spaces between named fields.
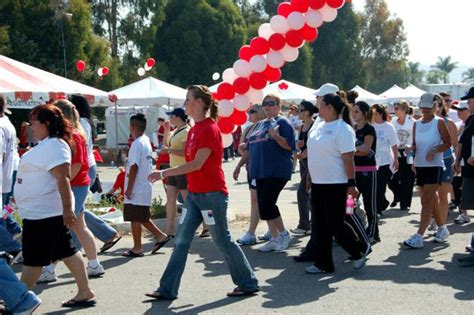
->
xmin=215 ymin=0 xmax=347 ymax=134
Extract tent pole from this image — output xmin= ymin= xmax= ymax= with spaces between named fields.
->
xmin=115 ymin=100 xmax=118 ymax=165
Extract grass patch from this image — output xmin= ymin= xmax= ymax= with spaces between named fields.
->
xmin=85 ymin=195 xmax=167 ymax=219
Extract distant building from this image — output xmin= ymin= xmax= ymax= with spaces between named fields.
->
xmin=422 ymin=83 xmax=474 ymax=100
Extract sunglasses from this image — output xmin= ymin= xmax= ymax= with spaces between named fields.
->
xmin=248 ymin=109 xmax=257 ymax=114
xmin=298 ymin=108 xmax=307 ymax=113
xmin=262 ymin=100 xmax=277 ymax=107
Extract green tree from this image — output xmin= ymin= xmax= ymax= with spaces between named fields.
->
xmin=153 ymin=0 xmax=247 ymax=86
xmin=432 ymin=56 xmax=458 ymax=83
xmin=360 ymin=0 xmax=409 ymax=92
xmin=425 ymin=69 xmax=444 ymax=84
xmin=463 ymin=68 xmax=474 ymax=83
xmin=407 ymin=62 xmax=425 ymax=86
xmin=311 ymin=3 xmax=367 ymax=90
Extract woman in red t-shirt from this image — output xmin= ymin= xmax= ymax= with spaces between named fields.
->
xmin=145 ymin=85 xmax=259 ymax=300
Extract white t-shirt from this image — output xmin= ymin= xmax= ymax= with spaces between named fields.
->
xmin=448 ymin=109 xmax=461 ymax=126
xmin=307 ymin=119 xmax=356 ymax=184
xmin=373 ymin=122 xmax=399 ymax=167
xmin=0 ymin=116 xmax=20 ymax=193
xmin=0 ymin=130 xmax=4 ymax=193
xmin=14 ymin=137 xmax=73 ymax=220
xmin=124 ymin=135 xmax=153 ymax=206
xmin=391 ymin=116 xmax=415 ymax=149
xmin=80 ymin=118 xmax=97 ymax=167
xmin=288 ymin=114 xmax=302 ymax=130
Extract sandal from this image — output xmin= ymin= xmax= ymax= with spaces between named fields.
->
xmin=226 ymin=287 xmax=259 ymax=297
xmin=144 ymin=291 xmax=173 ymax=300
xmin=61 ymin=298 xmax=96 ymax=308
xmin=199 ymin=229 xmax=210 ymax=238
xmin=100 ymin=235 xmax=122 ymax=253
xmin=122 ymin=250 xmax=144 ymax=258
xmin=151 ymin=236 xmax=172 ymax=254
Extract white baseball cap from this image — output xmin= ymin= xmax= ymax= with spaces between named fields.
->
xmin=314 ymin=83 xmax=339 ymax=97
xmin=452 ymin=100 xmax=469 ymax=111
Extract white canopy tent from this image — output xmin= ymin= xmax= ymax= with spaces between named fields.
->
xmin=378 ymin=85 xmax=411 ymax=103
xmin=0 ymin=55 xmax=112 ymax=108
xmin=351 ymin=85 xmax=383 ymax=105
xmin=403 ymin=84 xmax=426 ymax=101
xmin=110 ymin=77 xmax=186 ymax=107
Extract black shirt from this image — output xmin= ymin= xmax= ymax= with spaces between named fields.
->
xmin=354 ymin=123 xmax=377 ymax=167
xmin=298 ymin=121 xmax=314 ymax=155
xmin=460 ymin=114 xmax=474 ymax=178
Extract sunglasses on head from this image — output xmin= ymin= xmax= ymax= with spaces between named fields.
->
xmin=248 ymin=109 xmax=257 ymax=114
xmin=262 ymin=100 xmax=277 ymax=107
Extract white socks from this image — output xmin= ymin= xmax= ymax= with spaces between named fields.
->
xmin=88 ymin=258 xmax=100 ymax=268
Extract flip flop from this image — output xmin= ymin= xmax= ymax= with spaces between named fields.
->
xmin=226 ymin=287 xmax=259 ymax=297
xmin=144 ymin=291 xmax=174 ymax=300
xmin=61 ymin=298 xmax=96 ymax=308
xmin=100 ymin=235 xmax=122 ymax=253
xmin=151 ymin=236 xmax=172 ymax=254
xmin=122 ymin=250 xmax=144 ymax=258
xmin=199 ymin=229 xmax=210 ymax=238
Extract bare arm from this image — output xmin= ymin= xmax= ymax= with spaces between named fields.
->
xmin=268 ymin=127 xmax=292 ymax=151
xmin=355 ymin=135 xmax=374 ymax=156
xmin=341 ymin=151 xmax=359 ymax=197
xmin=71 ymin=163 xmax=81 ymax=180
xmin=50 ymin=163 xmax=76 ymax=228
xmin=125 ymin=164 xmax=138 ymax=199
xmin=447 ymin=119 xmax=459 ymax=151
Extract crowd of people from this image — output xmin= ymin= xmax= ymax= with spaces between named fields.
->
xmin=0 ymin=83 xmax=473 ymax=313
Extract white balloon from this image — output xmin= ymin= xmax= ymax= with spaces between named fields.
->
xmin=97 ymin=68 xmax=104 ymax=76
xmin=266 ymin=51 xmax=285 ymax=69
xmin=246 ymin=88 xmax=264 ymax=104
xmin=137 ymin=67 xmax=146 ymax=76
xmin=258 ymin=23 xmax=274 ymax=40
xmin=280 ymin=45 xmax=299 ymax=62
xmin=233 ymin=94 xmax=251 ymax=111
xmin=212 ymin=72 xmax=220 ymax=81
xmin=233 ymin=59 xmax=252 ymax=78
xmin=222 ymin=133 xmax=233 ymax=148
xmin=287 ymin=12 xmax=305 ymax=30
xmin=320 ymin=4 xmax=338 ymax=22
xmin=270 ymin=15 xmax=289 ymax=34
xmin=219 ymin=99 xmax=234 ymax=117
xmin=222 ymin=68 xmax=237 ymax=84
xmin=249 ymin=55 xmax=267 ymax=73
xmin=144 ymin=63 xmax=152 ymax=71
xmin=306 ymin=10 xmax=324 ymax=28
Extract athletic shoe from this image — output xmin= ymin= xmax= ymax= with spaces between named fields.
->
xmin=258 ymin=239 xmax=278 ymax=252
xmin=237 ymin=232 xmax=257 ymax=246
xmin=87 ymin=264 xmax=105 ymax=278
xmin=458 ymin=255 xmax=474 ymax=266
xmin=290 ymin=228 xmax=311 ymax=235
xmin=37 ymin=269 xmax=57 ymax=284
xmin=353 ymin=244 xmax=371 ymax=270
xmin=403 ymin=234 xmax=424 ymax=249
xmin=427 ymin=218 xmax=437 ymax=231
xmin=433 ymin=227 xmax=450 ymax=243
xmin=305 ymin=265 xmax=326 ymax=274
xmin=15 ymin=298 xmax=41 ymax=315
xmin=275 ymin=231 xmax=292 ymax=251
xmin=258 ymin=230 xmax=271 ymax=241
xmin=454 ymin=213 xmax=470 ymax=224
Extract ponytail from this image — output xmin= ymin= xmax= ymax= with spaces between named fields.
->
xmin=341 ymin=103 xmax=351 ymax=125
xmin=187 ymin=85 xmax=218 ymax=120
xmin=210 ymin=99 xmax=219 ymax=120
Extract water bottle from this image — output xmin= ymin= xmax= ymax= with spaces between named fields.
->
xmin=111 ymin=160 xmax=115 ymax=167
xmin=407 ymin=152 xmax=414 ymax=165
xmin=346 ymin=195 xmax=354 ymax=215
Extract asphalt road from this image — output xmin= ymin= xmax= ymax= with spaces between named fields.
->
xmin=13 ymin=159 xmax=474 ymax=314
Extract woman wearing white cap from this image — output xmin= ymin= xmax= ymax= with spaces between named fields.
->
xmin=403 ymin=93 xmax=451 ymax=249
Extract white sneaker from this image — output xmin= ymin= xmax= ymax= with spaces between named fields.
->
xmin=305 ymin=265 xmax=326 ymax=274
xmin=427 ymin=218 xmax=437 ymax=231
xmin=454 ymin=213 xmax=470 ymax=224
xmin=275 ymin=231 xmax=292 ymax=251
xmin=353 ymin=244 xmax=371 ymax=270
xmin=14 ymin=298 xmax=41 ymax=315
xmin=258 ymin=239 xmax=278 ymax=252
xmin=37 ymin=269 xmax=57 ymax=283
xmin=258 ymin=230 xmax=271 ymax=241
xmin=237 ymin=232 xmax=257 ymax=246
xmin=434 ymin=227 xmax=450 ymax=243
xmin=87 ymin=264 xmax=105 ymax=278
xmin=290 ymin=227 xmax=311 ymax=235
xmin=403 ymin=234 xmax=424 ymax=249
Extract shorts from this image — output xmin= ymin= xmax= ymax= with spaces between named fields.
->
xmin=167 ymin=174 xmax=188 ymax=190
xmin=441 ymin=156 xmax=454 ymax=183
xmin=22 ymin=216 xmax=77 ymax=267
xmin=256 ymin=178 xmax=288 ymax=220
xmin=416 ymin=167 xmax=442 ymax=186
xmin=461 ymin=178 xmax=474 ymax=209
xmin=123 ymin=204 xmax=151 ymax=222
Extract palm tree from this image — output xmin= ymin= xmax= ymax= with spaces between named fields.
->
xmin=431 ymin=56 xmax=458 ymax=83
xmin=463 ymin=68 xmax=474 ymax=82
xmin=407 ymin=62 xmax=424 ymax=85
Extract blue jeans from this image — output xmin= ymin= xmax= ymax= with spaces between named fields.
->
xmin=0 ymin=258 xmax=40 ymax=313
xmin=0 ymin=224 xmax=21 ymax=252
xmin=71 ymin=185 xmax=90 ymax=249
xmin=157 ymin=192 xmax=258 ymax=299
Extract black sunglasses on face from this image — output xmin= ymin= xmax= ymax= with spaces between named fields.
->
xmin=248 ymin=109 xmax=257 ymax=114
xmin=298 ymin=108 xmax=307 ymax=113
xmin=262 ymin=100 xmax=277 ymax=107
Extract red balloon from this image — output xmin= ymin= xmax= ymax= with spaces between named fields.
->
xmin=146 ymin=58 xmax=156 ymax=67
xmin=277 ymin=2 xmax=293 ymax=17
xmin=268 ymin=33 xmax=286 ymax=51
xmin=327 ymin=0 xmax=345 ymax=9
xmin=291 ymin=0 xmax=309 ymax=12
xmin=308 ymin=0 xmax=326 ymax=10
xmin=230 ymin=110 xmax=248 ymax=126
xmin=300 ymin=24 xmax=318 ymax=42
xmin=218 ymin=116 xmax=235 ymax=134
xmin=263 ymin=66 xmax=282 ymax=82
xmin=108 ymin=94 xmax=118 ymax=102
xmin=239 ymin=45 xmax=255 ymax=61
xmin=217 ymin=83 xmax=235 ymax=100
xmin=250 ymin=37 xmax=270 ymax=55
xmin=212 ymin=92 xmax=221 ymax=101
xmin=286 ymin=30 xmax=304 ymax=48
xmin=76 ymin=60 xmax=86 ymax=72
xmin=249 ymin=73 xmax=267 ymax=90
xmin=233 ymin=77 xmax=251 ymax=95
xmin=102 ymin=66 xmax=109 ymax=76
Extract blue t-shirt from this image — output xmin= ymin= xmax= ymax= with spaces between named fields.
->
xmin=247 ymin=116 xmax=296 ymax=180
